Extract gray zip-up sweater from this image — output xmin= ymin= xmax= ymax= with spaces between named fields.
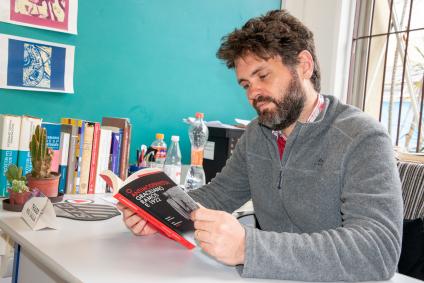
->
xmin=189 ymin=95 xmax=403 ymax=281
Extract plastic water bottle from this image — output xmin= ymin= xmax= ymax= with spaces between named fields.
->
xmin=164 ymin=135 xmax=182 ymax=184
xmin=150 ymin=133 xmax=167 ymax=168
xmin=184 ymin=112 xmax=209 ymax=191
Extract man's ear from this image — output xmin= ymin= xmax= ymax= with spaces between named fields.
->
xmin=297 ymin=50 xmax=314 ymax=80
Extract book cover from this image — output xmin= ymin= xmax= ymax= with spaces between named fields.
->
xmin=102 ymin=168 xmax=198 ymax=249
xmin=110 ymin=129 xmax=122 ymax=177
xmin=87 ymin=122 xmax=101 ymax=194
xmin=101 ymin=117 xmax=131 ymax=180
xmin=79 ymin=122 xmax=95 ymax=194
xmin=94 ymin=127 xmax=112 ymax=194
xmin=17 ymin=115 xmax=42 ymax=176
xmin=58 ymin=124 xmax=72 ymax=194
xmin=0 ymin=115 xmax=21 ymax=197
xmin=41 ymin=122 xmax=62 ymax=173
xmin=75 ymin=120 xmax=86 ymax=194
xmin=60 ymin=118 xmax=80 ymax=194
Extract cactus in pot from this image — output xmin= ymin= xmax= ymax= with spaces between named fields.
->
xmin=29 ymin=125 xmax=54 ymax=178
xmin=5 ymin=164 xmax=31 ymax=206
xmin=5 ymin=163 xmax=26 ymax=182
xmin=27 ymin=125 xmax=60 ymax=197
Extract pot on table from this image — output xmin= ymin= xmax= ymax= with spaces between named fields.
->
xmin=26 ymin=172 xmax=61 ymax=198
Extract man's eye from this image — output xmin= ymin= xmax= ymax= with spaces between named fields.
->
xmin=242 ymin=84 xmax=249 ymax=90
xmin=259 ymin=73 xmax=268 ymax=80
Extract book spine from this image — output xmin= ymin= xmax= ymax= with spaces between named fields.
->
xmin=61 ymin=118 xmax=78 ymax=194
xmin=0 ymin=115 xmax=21 ymax=197
xmin=75 ymin=121 xmax=85 ymax=194
xmin=79 ymin=122 xmax=94 ymax=194
xmin=119 ymin=123 xmax=130 ymax=180
xmin=114 ymin=193 xmax=195 ymax=249
xmin=126 ymin=124 xmax=132 ymax=177
xmin=87 ymin=122 xmax=100 ymax=194
xmin=17 ymin=116 xmax=42 ymax=176
xmin=58 ymin=132 xmax=70 ymax=194
xmin=41 ymin=123 xmax=62 ymax=173
xmin=110 ymin=131 xmax=122 ymax=176
xmin=95 ymin=129 xmax=112 ymax=194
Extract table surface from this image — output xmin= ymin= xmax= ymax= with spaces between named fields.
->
xmin=0 ymin=195 xmax=422 ymax=283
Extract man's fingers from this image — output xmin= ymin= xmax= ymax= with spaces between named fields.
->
xmin=194 ymin=220 xmax=212 ymax=231
xmin=143 ymin=223 xmax=158 ymax=234
xmin=123 ymin=207 xmax=136 ymax=219
xmin=191 ymin=207 xmax=222 ymax=222
xmin=195 ymin=229 xmax=213 ymax=244
xmin=131 ymin=219 xmax=148 ymax=235
xmin=116 ymin=202 xmax=125 ymax=212
xmin=126 ymin=214 xmax=144 ymax=228
xmin=118 ymin=202 xmax=158 ymax=236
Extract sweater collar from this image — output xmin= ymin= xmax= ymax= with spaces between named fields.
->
xmin=258 ymin=95 xmax=339 ymax=143
xmin=271 ymin=94 xmax=325 ymax=139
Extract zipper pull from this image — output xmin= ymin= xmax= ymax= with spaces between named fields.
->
xmin=278 ymin=170 xmax=283 ymax=190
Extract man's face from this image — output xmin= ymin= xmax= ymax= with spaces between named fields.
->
xmin=235 ymin=54 xmax=306 ymax=130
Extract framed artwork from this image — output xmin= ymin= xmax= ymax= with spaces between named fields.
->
xmin=0 ymin=34 xmax=75 ymax=93
xmin=0 ymin=0 xmax=78 ymax=34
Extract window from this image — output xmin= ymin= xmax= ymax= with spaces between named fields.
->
xmin=348 ymin=0 xmax=424 ymax=152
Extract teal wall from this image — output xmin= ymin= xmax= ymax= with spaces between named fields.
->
xmin=0 ymin=0 xmax=280 ymax=164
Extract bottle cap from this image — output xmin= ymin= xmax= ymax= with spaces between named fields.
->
xmin=156 ymin=133 xmax=164 ymax=140
xmin=195 ymin=112 xmax=204 ymax=119
xmin=171 ymin=135 xmax=180 ymax=142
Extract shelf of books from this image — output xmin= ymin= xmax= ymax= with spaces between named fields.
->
xmin=0 ymin=114 xmax=131 ymax=197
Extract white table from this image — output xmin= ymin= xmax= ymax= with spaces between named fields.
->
xmin=0 ymin=195 xmax=422 ymax=283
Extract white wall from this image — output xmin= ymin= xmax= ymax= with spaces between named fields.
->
xmin=283 ymin=0 xmax=356 ymax=102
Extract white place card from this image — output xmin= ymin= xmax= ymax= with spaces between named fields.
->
xmin=21 ymin=196 xmax=58 ymax=230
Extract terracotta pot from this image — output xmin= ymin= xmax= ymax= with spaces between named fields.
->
xmin=7 ymin=189 xmax=32 ymax=206
xmin=27 ymin=172 xmax=61 ymax=197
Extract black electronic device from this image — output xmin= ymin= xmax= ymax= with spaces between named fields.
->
xmin=203 ymin=126 xmax=245 ymax=183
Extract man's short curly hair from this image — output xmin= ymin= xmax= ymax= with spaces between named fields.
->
xmin=217 ymin=9 xmax=321 ymax=93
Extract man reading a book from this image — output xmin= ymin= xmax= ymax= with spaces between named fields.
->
xmin=117 ymin=9 xmax=403 ymax=281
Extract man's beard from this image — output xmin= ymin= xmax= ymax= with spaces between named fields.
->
xmin=253 ymin=73 xmax=306 ymax=131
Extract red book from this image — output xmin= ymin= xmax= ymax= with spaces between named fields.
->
xmin=87 ymin=122 xmax=101 ymax=194
xmin=101 ymin=168 xmax=198 ymax=249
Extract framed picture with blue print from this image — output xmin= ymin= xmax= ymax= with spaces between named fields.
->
xmin=0 ymin=34 xmax=75 ymax=93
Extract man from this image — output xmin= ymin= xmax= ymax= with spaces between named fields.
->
xmin=117 ymin=9 xmax=403 ymax=281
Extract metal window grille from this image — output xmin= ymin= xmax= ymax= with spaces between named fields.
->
xmin=347 ymin=0 xmax=424 ymax=152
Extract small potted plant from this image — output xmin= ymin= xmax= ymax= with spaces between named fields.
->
xmin=5 ymin=164 xmax=31 ymax=206
xmin=26 ymin=125 xmax=60 ymax=198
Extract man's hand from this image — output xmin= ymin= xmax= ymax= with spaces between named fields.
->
xmin=116 ymin=202 xmax=158 ymax=236
xmin=191 ymin=207 xmax=245 ymax=266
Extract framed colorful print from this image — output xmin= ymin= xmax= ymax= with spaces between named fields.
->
xmin=0 ymin=0 xmax=78 ymax=34
xmin=0 ymin=34 xmax=75 ymax=93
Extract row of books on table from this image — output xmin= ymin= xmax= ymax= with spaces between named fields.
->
xmin=0 ymin=114 xmax=131 ymax=197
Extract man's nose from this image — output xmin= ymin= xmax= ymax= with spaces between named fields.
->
xmin=247 ymin=83 xmax=261 ymax=101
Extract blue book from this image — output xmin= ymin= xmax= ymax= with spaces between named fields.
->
xmin=0 ymin=115 xmax=21 ymax=197
xmin=109 ymin=129 xmax=122 ymax=176
xmin=41 ymin=122 xmax=62 ymax=174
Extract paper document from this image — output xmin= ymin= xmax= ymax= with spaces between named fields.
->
xmin=183 ymin=117 xmax=248 ymax=129
xmin=235 ymin=118 xmax=251 ymax=126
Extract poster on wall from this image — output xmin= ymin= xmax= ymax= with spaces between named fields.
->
xmin=0 ymin=34 xmax=74 ymax=93
xmin=0 ymin=0 xmax=78 ymax=34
